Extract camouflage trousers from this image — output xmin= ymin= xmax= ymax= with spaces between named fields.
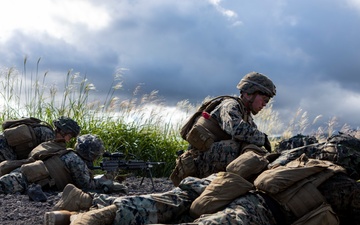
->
xmin=0 ymin=135 xmax=17 ymax=162
xmin=188 ymin=192 xmax=277 ymax=225
xmin=195 ymin=140 xmax=241 ymax=178
xmin=91 ymin=175 xmax=215 ymax=225
xmin=91 ymin=173 xmax=276 ymax=225
xmin=0 ymin=168 xmax=28 ymax=194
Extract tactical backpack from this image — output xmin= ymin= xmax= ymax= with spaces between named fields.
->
xmin=2 ymin=117 xmax=53 ymax=159
xmin=254 ymin=154 xmax=345 ymax=224
xmin=27 ymin=141 xmax=74 ymax=190
xmin=171 ymin=96 xmax=241 ymax=186
xmin=180 ymin=95 xmax=240 ymax=151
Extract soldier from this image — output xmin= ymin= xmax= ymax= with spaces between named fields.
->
xmin=0 ymin=117 xmax=127 ymax=196
xmin=0 ymin=116 xmax=80 ymax=194
xmin=0 ymin=117 xmax=55 ymax=162
xmin=171 ymin=71 xmax=277 ymax=185
xmin=48 ymin=134 xmax=360 ymax=225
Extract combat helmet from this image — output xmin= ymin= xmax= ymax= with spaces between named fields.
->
xmin=53 ymin=116 xmax=81 ymax=137
xmin=75 ymin=134 xmax=105 ymax=162
xmin=237 ymin=72 xmax=276 ymax=97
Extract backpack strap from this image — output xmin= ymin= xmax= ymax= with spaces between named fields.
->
xmin=2 ymin=117 xmax=53 ymax=134
xmin=43 ymin=154 xmax=73 ymax=190
xmin=2 ymin=117 xmax=42 ymax=130
xmin=180 ymin=95 xmax=241 ymax=140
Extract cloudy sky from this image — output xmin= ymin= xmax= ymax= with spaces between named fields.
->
xmin=1 ymin=0 xmax=360 ymax=134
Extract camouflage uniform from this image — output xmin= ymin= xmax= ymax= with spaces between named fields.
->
xmin=0 ymin=136 xmax=104 ymax=194
xmin=270 ymin=133 xmax=360 ymax=180
xmin=187 ymin=174 xmax=360 ymax=225
xmin=191 ymin=134 xmax=360 ymax=225
xmin=0 ymin=134 xmax=16 ymax=161
xmin=60 ymin=150 xmax=103 ymax=190
xmin=191 ymin=192 xmax=277 ymax=225
xmin=85 ymin=173 xmax=277 ymax=225
xmin=33 ymin=126 xmax=56 ymax=143
xmin=275 ymin=134 xmax=318 ymax=153
xmin=179 ymin=72 xmax=276 ymax=181
xmin=195 ymin=97 xmax=268 ymax=178
xmin=90 ymin=175 xmax=214 ymax=224
xmin=0 ymin=126 xmax=55 ymax=162
xmin=82 ymin=134 xmax=360 ymax=225
xmin=318 ymin=173 xmax=360 ymax=224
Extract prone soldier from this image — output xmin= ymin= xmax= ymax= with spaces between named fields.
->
xmin=47 ymin=133 xmax=360 ymax=225
xmin=0 ymin=117 xmax=55 ymax=162
xmin=0 ymin=117 xmax=127 ymax=197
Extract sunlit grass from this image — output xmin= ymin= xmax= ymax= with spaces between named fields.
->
xmin=0 ymin=60 xmax=189 ymax=176
xmin=1 ymin=59 xmax=359 ymax=176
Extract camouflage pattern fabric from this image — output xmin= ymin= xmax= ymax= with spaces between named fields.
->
xmin=90 ymin=174 xmax=277 ymax=225
xmin=73 ymin=151 xmax=360 ymax=225
xmin=192 ymin=98 xmax=267 ymax=178
xmin=61 ymin=150 xmax=127 ymax=193
xmin=0 ymin=168 xmax=28 ymax=194
xmin=112 ymin=187 xmax=195 ymax=225
xmin=33 ymin=126 xmax=55 ymax=144
xmin=268 ymin=143 xmax=322 ymax=168
xmin=195 ymin=140 xmax=241 ymax=178
xmin=271 ymin=133 xmax=360 ymax=180
xmin=318 ymin=173 xmax=360 ymax=224
xmin=316 ymin=133 xmax=360 ymax=180
xmin=236 ymin=72 xmax=276 ymax=97
xmin=275 ymin=134 xmax=318 ymax=153
xmin=60 ymin=151 xmax=103 ymax=191
xmin=30 ymin=137 xmax=121 ymax=192
xmin=189 ymin=192 xmax=277 ymax=225
xmin=0 ymin=134 xmax=17 ymax=162
xmin=90 ymin=175 xmax=216 ymax=225
xmin=0 ymin=142 xmax=108 ymax=194
xmin=211 ymin=98 xmax=266 ymax=146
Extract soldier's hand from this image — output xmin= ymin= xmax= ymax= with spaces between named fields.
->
xmin=99 ymin=179 xmax=128 ymax=194
xmin=264 ymin=135 xmax=272 ymax=152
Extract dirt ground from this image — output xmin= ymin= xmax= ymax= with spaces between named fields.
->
xmin=0 ymin=176 xmax=175 ymax=225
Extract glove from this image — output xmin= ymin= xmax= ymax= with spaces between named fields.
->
xmin=27 ymin=183 xmax=47 ymax=202
xmin=111 ymin=181 xmax=128 ymax=194
xmin=99 ymin=179 xmax=128 ymax=194
xmin=264 ymin=134 xmax=272 ymax=153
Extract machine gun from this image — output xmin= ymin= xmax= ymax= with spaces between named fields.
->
xmin=91 ymin=151 xmax=165 ymax=190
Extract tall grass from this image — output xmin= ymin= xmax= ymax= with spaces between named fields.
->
xmin=1 ymin=60 xmax=358 ymax=176
xmin=0 ymin=60 xmax=189 ymax=177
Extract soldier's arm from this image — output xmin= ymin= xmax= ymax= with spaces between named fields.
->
xmin=215 ymin=99 xmax=266 ymax=146
xmin=61 ymin=152 xmax=101 ymax=190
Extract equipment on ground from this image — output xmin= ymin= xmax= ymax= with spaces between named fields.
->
xmin=91 ymin=151 xmax=165 ymax=190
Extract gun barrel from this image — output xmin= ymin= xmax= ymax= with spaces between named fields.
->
xmin=89 ymin=166 xmax=102 ymax=170
xmin=91 ymin=159 xmax=165 ymax=172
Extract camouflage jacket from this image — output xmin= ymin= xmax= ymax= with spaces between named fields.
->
xmin=211 ymin=98 xmax=266 ymax=147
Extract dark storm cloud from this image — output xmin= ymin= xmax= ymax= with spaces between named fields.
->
xmin=1 ymin=0 xmax=360 ymax=133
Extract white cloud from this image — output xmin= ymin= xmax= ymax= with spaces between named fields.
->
xmin=296 ymin=81 xmax=360 ymax=129
xmin=208 ymin=0 xmax=243 ymax=26
xmin=346 ymin=0 xmax=360 ymax=11
xmin=1 ymin=0 xmax=360 ymax=133
xmin=0 ymin=0 xmax=110 ymax=42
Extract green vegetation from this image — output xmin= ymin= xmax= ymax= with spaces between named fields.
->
xmin=0 ymin=59 xmax=189 ymax=177
xmin=1 ymin=59 xmax=357 ymax=177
